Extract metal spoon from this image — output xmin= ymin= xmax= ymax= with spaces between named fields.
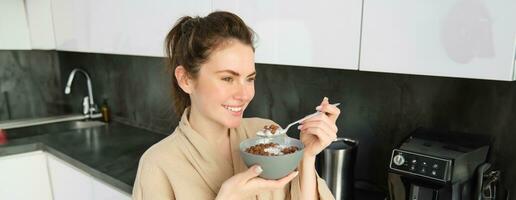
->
xmin=279 ymin=103 xmax=340 ymax=135
xmin=257 ymin=103 xmax=340 ymax=137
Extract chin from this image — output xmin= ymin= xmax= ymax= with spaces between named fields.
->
xmin=224 ymin=118 xmax=243 ymax=128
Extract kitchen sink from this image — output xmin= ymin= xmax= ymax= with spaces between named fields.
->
xmin=67 ymin=120 xmax=106 ymax=129
xmin=4 ymin=120 xmax=107 ymax=140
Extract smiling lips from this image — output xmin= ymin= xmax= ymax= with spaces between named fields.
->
xmin=223 ymin=105 xmax=244 ymax=113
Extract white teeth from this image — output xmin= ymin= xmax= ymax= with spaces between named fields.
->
xmin=224 ymin=105 xmax=243 ymax=112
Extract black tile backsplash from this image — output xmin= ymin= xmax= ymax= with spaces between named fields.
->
xmin=57 ymin=52 xmax=177 ymax=134
xmin=3 ymin=50 xmax=516 ymax=195
xmin=0 ymin=50 xmax=65 ymax=120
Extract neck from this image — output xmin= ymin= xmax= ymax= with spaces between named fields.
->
xmin=187 ymin=106 xmax=229 ymax=144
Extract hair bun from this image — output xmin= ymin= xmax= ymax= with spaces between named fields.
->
xmin=180 ymin=17 xmax=201 ymax=35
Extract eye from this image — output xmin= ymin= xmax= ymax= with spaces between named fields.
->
xmin=247 ymin=76 xmax=256 ymax=82
xmin=222 ymin=77 xmax=233 ymax=82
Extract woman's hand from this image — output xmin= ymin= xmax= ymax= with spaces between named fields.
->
xmin=299 ymin=97 xmax=341 ymax=158
xmin=216 ymin=165 xmax=298 ymax=200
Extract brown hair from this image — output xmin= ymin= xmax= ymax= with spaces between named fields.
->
xmin=165 ymin=11 xmax=255 ymax=116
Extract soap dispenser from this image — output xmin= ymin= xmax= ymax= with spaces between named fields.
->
xmin=100 ymin=99 xmax=110 ymax=122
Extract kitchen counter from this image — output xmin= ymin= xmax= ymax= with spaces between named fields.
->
xmin=0 ymin=121 xmax=387 ymax=199
xmin=0 ymin=122 xmax=166 ymax=194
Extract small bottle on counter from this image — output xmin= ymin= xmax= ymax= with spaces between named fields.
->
xmin=100 ymin=98 xmax=110 ymax=123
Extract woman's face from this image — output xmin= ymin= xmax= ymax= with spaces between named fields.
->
xmin=189 ymin=40 xmax=255 ymax=128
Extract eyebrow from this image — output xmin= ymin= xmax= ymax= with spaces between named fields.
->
xmin=216 ymin=70 xmax=256 ymax=77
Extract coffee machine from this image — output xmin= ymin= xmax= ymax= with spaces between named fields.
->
xmin=388 ymin=128 xmax=490 ymax=200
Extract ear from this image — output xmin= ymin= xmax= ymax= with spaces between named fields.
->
xmin=175 ymin=66 xmax=194 ymax=94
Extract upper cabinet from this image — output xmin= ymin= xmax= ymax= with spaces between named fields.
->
xmin=0 ymin=0 xmax=32 ymax=50
xmin=0 ymin=0 xmax=56 ymax=50
xmin=25 ymin=0 xmax=56 ymax=49
xmin=11 ymin=0 xmax=515 ymax=80
xmin=213 ymin=0 xmax=363 ymax=70
xmin=360 ymin=0 xmax=516 ymax=81
xmin=51 ymin=0 xmax=211 ymax=57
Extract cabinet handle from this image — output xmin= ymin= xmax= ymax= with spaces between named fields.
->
xmin=513 ymin=35 xmax=516 ymax=80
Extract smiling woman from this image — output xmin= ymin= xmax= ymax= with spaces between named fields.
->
xmin=180 ymin=40 xmax=256 ymax=129
xmin=132 ymin=11 xmax=339 ymax=200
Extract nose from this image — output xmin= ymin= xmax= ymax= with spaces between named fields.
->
xmin=233 ymin=81 xmax=254 ymax=102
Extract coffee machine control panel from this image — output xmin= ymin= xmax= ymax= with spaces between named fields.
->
xmin=390 ymin=149 xmax=452 ymax=182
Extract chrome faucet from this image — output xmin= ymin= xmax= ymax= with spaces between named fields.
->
xmin=64 ymin=68 xmax=99 ymax=118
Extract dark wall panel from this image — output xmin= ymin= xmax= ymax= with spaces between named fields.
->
xmin=0 ymin=50 xmax=64 ymax=120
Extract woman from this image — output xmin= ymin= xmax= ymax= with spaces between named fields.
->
xmin=132 ymin=11 xmax=340 ymax=200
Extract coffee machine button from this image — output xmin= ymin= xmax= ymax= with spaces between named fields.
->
xmin=422 ymin=161 xmax=428 ymax=166
xmin=432 ymin=164 xmax=439 ymax=169
xmin=421 ymin=168 xmax=426 ymax=173
xmin=411 ymin=159 xmax=417 ymax=164
xmin=393 ymin=154 xmax=405 ymax=166
xmin=410 ymin=165 xmax=416 ymax=171
xmin=431 ymin=170 xmax=437 ymax=176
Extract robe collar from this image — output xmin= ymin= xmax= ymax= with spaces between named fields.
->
xmin=176 ymin=108 xmax=250 ymax=195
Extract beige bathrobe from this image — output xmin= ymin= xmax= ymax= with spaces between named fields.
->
xmin=132 ymin=110 xmax=335 ymax=200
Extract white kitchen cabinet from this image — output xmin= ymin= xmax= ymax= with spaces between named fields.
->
xmin=0 ymin=151 xmax=53 ymax=200
xmin=360 ymin=0 xmax=516 ymax=81
xmin=213 ymin=0 xmax=363 ymax=70
xmin=25 ymin=0 xmax=56 ymax=49
xmin=0 ymin=0 xmax=56 ymax=50
xmin=47 ymin=154 xmax=94 ymax=200
xmin=93 ymin=179 xmax=131 ymax=200
xmin=47 ymin=154 xmax=131 ymax=200
xmin=51 ymin=0 xmax=211 ymax=57
xmin=0 ymin=0 xmax=32 ymax=50
xmin=0 ymin=151 xmax=129 ymax=199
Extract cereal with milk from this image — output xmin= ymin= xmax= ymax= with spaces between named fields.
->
xmin=245 ymin=142 xmax=299 ymax=156
xmin=256 ymin=124 xmax=283 ymax=137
